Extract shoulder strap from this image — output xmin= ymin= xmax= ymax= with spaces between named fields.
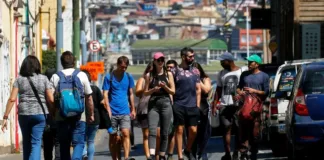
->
xmin=56 ymin=71 xmax=66 ymax=80
xmin=126 ymin=72 xmax=131 ymax=96
xmin=72 ymin=69 xmax=80 ymax=78
xmin=27 ymin=77 xmax=47 ymax=120
xmin=109 ymin=71 xmax=113 ymax=92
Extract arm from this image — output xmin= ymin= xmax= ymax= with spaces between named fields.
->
xmin=3 ymin=88 xmax=18 ymax=118
xmin=85 ymin=94 xmax=94 ymax=118
xmin=135 ymin=77 xmax=145 ymax=97
xmin=143 ymin=74 xmax=159 ymax=96
xmin=212 ymin=72 xmax=223 ymax=107
xmin=201 ymin=77 xmax=212 ymax=94
xmin=161 ymin=71 xmax=175 ymax=95
xmin=2 ymin=88 xmax=18 ymax=132
xmin=128 ymin=88 xmax=136 ymax=114
xmin=103 ymin=90 xmax=112 ymax=118
xmin=45 ymin=89 xmax=55 ymax=116
xmin=196 ymin=82 xmax=201 ymax=108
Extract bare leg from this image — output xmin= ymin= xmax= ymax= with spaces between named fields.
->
xmin=142 ymin=128 xmax=150 ymax=158
xmin=176 ymin=125 xmax=184 ymax=159
xmin=121 ymin=129 xmax=130 ymax=159
xmin=109 ymin=134 xmax=119 ymax=160
xmin=185 ymin=126 xmax=197 ymax=152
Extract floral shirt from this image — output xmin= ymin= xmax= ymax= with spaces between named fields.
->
xmin=172 ymin=66 xmax=200 ymax=108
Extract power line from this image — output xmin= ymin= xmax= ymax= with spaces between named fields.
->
xmin=189 ymin=0 xmax=246 ymax=48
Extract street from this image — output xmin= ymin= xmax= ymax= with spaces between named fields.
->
xmin=0 ymin=128 xmax=287 ymax=160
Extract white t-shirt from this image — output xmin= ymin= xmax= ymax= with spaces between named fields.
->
xmin=216 ymin=66 xmax=248 ymax=106
xmin=50 ymin=68 xmax=93 ymax=121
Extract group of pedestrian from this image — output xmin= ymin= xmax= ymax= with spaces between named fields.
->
xmin=1 ymin=51 xmax=109 ymax=160
xmin=1 ymin=47 xmax=269 ymax=160
xmin=211 ymin=53 xmax=269 ymax=160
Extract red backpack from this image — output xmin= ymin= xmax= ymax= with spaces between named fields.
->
xmin=235 ymin=93 xmax=263 ymax=121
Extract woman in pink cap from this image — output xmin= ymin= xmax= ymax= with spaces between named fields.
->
xmin=144 ymin=52 xmax=175 ymax=160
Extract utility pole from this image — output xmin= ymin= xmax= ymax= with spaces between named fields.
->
xmin=81 ymin=0 xmax=87 ymax=65
xmin=56 ymin=0 xmax=63 ymax=71
xmin=73 ymin=0 xmax=81 ymax=67
xmin=25 ymin=0 xmax=30 ymax=56
xmin=246 ymin=4 xmax=250 ymax=58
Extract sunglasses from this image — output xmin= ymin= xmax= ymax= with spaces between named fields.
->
xmin=156 ymin=58 xmax=165 ymax=63
xmin=167 ymin=65 xmax=174 ymax=69
xmin=187 ymin=55 xmax=195 ymax=59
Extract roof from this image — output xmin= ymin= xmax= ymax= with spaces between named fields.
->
xmin=131 ymin=39 xmax=227 ymax=50
xmin=179 ymin=10 xmax=222 ymax=18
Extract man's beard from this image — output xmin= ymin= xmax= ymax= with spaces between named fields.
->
xmin=222 ymin=64 xmax=230 ymax=71
xmin=185 ymin=59 xmax=194 ymax=65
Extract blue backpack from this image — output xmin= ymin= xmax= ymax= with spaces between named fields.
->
xmin=56 ymin=70 xmax=85 ymax=117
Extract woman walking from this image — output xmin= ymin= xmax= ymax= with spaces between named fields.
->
xmin=2 ymin=55 xmax=54 ymax=160
xmin=144 ymin=52 xmax=175 ymax=160
xmin=191 ymin=62 xmax=212 ymax=160
xmin=135 ymin=62 xmax=153 ymax=159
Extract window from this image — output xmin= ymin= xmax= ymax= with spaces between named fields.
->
xmin=256 ymin=35 xmax=261 ymax=43
xmin=278 ymin=68 xmax=297 ymax=92
xmin=303 ymin=69 xmax=324 ymax=94
xmin=241 ymin=35 xmax=247 ymax=43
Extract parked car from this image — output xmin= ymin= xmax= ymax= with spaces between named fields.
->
xmin=265 ymin=59 xmax=324 ymax=156
xmin=285 ymin=62 xmax=324 ymax=159
xmin=258 ymin=63 xmax=281 ymax=143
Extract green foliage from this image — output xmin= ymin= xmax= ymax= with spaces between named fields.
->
xmin=171 ymin=3 xmax=182 ymax=10
xmin=42 ymin=50 xmax=56 ymax=73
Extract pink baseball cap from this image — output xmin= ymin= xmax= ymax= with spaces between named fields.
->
xmin=153 ymin=52 xmax=165 ymax=60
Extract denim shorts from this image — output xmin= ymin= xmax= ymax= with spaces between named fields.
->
xmin=111 ymin=115 xmax=131 ymax=130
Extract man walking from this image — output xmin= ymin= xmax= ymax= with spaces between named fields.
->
xmin=172 ymin=47 xmax=201 ymax=160
xmin=102 ymin=56 xmax=136 ymax=160
xmin=50 ymin=51 xmax=94 ymax=160
xmin=237 ymin=55 xmax=269 ymax=160
xmin=212 ymin=52 xmax=248 ymax=160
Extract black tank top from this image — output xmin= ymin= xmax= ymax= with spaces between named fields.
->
xmin=149 ymin=73 xmax=169 ymax=97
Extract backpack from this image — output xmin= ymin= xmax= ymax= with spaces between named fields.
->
xmin=55 ymin=70 xmax=85 ymax=117
xmin=236 ymin=93 xmax=262 ymax=121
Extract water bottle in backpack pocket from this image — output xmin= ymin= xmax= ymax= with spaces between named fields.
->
xmin=55 ymin=70 xmax=85 ymax=117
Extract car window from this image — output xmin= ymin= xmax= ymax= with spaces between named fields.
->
xmin=278 ymin=68 xmax=297 ymax=92
xmin=303 ymin=69 xmax=324 ymax=94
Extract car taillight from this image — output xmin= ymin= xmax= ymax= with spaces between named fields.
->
xmin=295 ymin=89 xmax=309 ymax=116
xmin=270 ymin=98 xmax=278 ymax=115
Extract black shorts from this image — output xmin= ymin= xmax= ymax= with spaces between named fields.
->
xmin=220 ymin=105 xmax=239 ymax=127
xmin=173 ymin=104 xmax=200 ymax=126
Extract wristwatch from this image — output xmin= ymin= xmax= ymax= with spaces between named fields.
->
xmin=3 ymin=115 xmax=8 ymax=120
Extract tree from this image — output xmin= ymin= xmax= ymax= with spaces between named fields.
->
xmin=42 ymin=50 xmax=56 ymax=73
xmin=171 ymin=3 xmax=182 ymax=11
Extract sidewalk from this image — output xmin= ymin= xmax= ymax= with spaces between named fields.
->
xmin=0 ymin=130 xmax=106 ymax=160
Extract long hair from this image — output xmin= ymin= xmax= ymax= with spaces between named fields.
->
xmin=193 ymin=62 xmax=208 ymax=78
xmin=20 ymin=55 xmax=41 ymax=77
xmin=144 ymin=62 xmax=153 ymax=75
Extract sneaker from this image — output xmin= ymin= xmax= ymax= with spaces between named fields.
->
xmin=240 ymin=153 xmax=249 ymax=160
xmin=221 ymin=153 xmax=231 ymax=160
xmin=167 ymin=155 xmax=173 ymax=160
xmin=198 ymin=153 xmax=208 ymax=160
xmin=159 ymin=156 xmax=166 ymax=160
xmin=183 ymin=150 xmax=196 ymax=160
xmin=232 ymin=152 xmax=239 ymax=160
